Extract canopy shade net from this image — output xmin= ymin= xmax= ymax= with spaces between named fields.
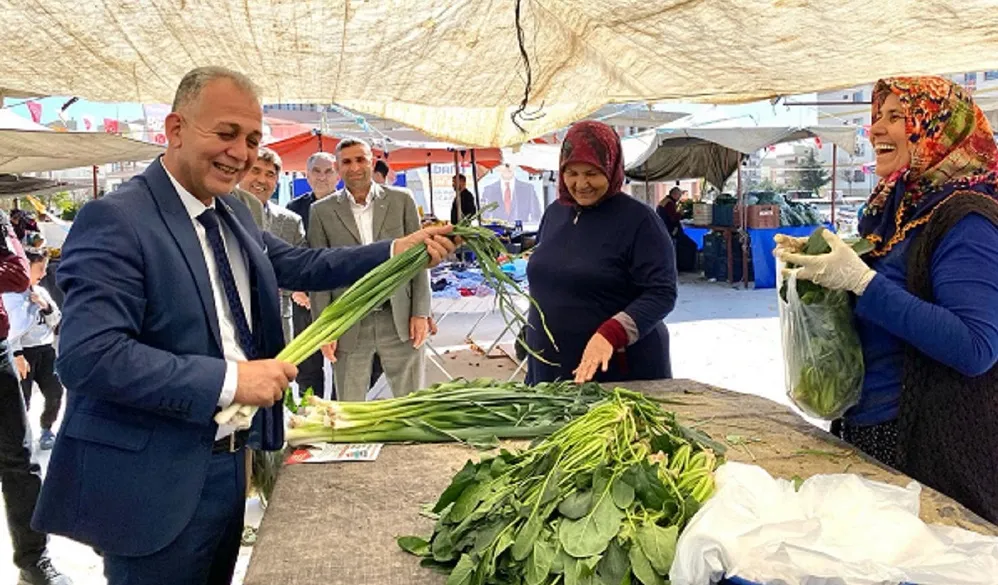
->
xmin=0 ymin=130 xmax=165 ymax=173
xmin=3 ymin=1 xmax=998 ymax=147
xmin=623 ymin=126 xmax=859 ymax=188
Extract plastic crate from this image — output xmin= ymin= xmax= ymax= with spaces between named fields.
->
xmin=704 ymin=254 xmax=753 ymax=282
xmin=743 ymin=204 xmax=781 ymax=228
xmin=712 ymin=204 xmax=736 ymax=227
xmin=692 ymin=202 xmax=713 ymax=226
xmin=702 ymin=232 xmax=727 ymax=258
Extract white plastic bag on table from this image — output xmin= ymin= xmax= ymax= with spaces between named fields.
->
xmin=670 ymin=462 xmax=998 ymax=585
xmin=778 ymin=267 xmax=864 ymax=420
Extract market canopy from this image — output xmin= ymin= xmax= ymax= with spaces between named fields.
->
xmin=3 ymin=1 xmax=998 ymax=147
xmin=0 ymin=174 xmax=89 ymax=198
xmin=0 ymin=129 xmax=165 ymax=173
xmin=267 ymin=131 xmax=504 ymax=173
xmin=623 ymin=126 xmax=859 ymax=188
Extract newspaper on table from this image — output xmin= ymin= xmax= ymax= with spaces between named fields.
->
xmin=285 ymin=443 xmax=383 ymax=464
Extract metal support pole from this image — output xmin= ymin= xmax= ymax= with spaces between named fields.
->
xmin=831 ymin=144 xmax=838 ymax=229
xmin=470 ymin=149 xmax=482 ymax=226
xmin=644 ymin=163 xmax=650 ymax=204
xmin=453 ymin=150 xmax=462 ymax=221
xmin=737 ymin=158 xmax=748 ymax=288
xmin=426 ymin=162 xmax=435 ymax=217
xmin=92 ymin=165 xmax=99 ymax=199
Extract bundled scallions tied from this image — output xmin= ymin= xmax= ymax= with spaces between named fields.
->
xmin=284 ymin=378 xmax=609 ymax=448
xmin=215 ymin=204 xmax=554 ymax=428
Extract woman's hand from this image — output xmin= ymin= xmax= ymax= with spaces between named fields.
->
xmin=777 ymin=229 xmax=876 ymax=294
xmin=573 ymin=333 xmax=614 ymax=383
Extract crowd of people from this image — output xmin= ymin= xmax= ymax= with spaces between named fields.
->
xmin=0 ymin=65 xmax=995 ymax=585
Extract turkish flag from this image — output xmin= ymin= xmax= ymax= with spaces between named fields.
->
xmin=814 ymin=136 xmax=823 ymax=149
xmin=103 ymin=118 xmax=119 ymax=134
xmin=154 ymin=133 xmax=167 ymax=145
xmin=25 ymin=101 xmax=42 ymax=124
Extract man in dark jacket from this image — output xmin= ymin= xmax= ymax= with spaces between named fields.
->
xmin=284 ymin=152 xmax=338 ymax=398
xmin=657 ymin=187 xmax=697 ymax=272
xmin=450 ymin=174 xmax=477 ymax=224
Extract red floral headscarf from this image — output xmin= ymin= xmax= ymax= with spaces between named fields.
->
xmin=557 ymin=121 xmax=625 ymax=206
xmin=861 ymin=76 xmax=998 ymax=256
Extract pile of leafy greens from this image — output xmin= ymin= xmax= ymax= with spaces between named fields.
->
xmin=399 ymin=388 xmax=724 ymax=585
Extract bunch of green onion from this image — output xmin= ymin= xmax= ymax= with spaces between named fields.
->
xmin=215 ymin=205 xmax=554 ymax=427
xmin=284 ymin=378 xmax=610 ymax=448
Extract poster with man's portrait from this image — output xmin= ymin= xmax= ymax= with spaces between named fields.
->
xmin=478 ymin=163 xmax=544 ymax=225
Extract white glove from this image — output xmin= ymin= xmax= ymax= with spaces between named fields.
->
xmin=777 ymin=229 xmax=876 ymax=295
xmin=772 ymin=233 xmax=808 ymax=254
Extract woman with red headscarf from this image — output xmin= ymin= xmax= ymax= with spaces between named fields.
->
xmin=525 ymin=121 xmax=677 ymax=385
xmin=777 ymin=76 xmax=998 ymax=523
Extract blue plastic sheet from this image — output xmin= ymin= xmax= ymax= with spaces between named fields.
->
xmin=684 ymin=226 xmax=709 ymax=250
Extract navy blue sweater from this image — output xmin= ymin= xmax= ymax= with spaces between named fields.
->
xmin=848 ymin=213 xmax=998 ymax=425
xmin=525 ymin=195 xmax=678 ymax=384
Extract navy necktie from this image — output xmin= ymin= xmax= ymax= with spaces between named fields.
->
xmin=197 ymin=208 xmax=257 ymax=359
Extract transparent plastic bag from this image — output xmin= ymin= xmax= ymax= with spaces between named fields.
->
xmin=778 ymin=269 xmax=864 ymax=420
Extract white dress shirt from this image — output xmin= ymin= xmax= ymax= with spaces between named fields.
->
xmin=165 ymin=170 xmax=251 ymax=439
xmin=346 ymin=184 xmax=383 ymax=245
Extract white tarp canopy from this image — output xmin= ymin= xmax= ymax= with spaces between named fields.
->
xmin=2 ymin=1 xmax=998 ymax=147
xmin=0 ymin=130 xmax=165 ymax=173
xmin=0 ymin=109 xmax=50 ymax=132
xmin=501 ymin=143 xmax=561 ymax=172
xmin=0 ymin=110 xmax=165 ymax=173
xmin=624 ymin=126 xmax=859 ymax=188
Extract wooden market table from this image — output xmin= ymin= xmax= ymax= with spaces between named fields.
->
xmin=243 ymin=379 xmax=998 ymax=585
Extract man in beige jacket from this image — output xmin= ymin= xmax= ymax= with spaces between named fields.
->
xmin=308 ymin=138 xmax=430 ymax=400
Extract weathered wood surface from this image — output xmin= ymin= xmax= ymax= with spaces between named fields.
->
xmin=244 ymin=379 xmax=996 ymax=585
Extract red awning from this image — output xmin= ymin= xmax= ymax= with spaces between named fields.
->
xmin=267 ymin=131 xmax=505 ymax=173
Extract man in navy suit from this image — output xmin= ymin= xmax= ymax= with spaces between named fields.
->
xmin=32 ymin=66 xmax=455 ymax=585
xmin=480 ymin=163 xmax=542 ymax=223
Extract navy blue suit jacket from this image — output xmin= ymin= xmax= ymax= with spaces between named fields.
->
xmin=32 ymin=159 xmax=390 ymax=556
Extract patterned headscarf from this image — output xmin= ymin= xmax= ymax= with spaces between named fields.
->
xmin=860 ymin=76 xmax=998 ymax=257
xmin=558 ymin=121 xmax=625 ymax=206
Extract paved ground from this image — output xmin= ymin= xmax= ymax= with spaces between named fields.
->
xmin=0 ymin=277 xmax=794 ymax=584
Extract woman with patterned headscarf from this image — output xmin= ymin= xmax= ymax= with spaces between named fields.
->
xmin=525 ymin=121 xmax=677 ymax=385
xmin=777 ymin=76 xmax=998 ymax=523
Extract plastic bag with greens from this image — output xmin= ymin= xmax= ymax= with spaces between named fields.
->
xmin=778 ymin=228 xmax=873 ymax=419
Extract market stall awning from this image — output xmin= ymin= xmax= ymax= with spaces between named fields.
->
xmin=0 ymin=109 xmax=50 ymax=132
xmin=2 ymin=1 xmax=998 ymax=147
xmin=624 ymin=126 xmax=859 ymax=188
xmin=267 ymin=131 xmax=504 ymax=173
xmin=0 ymin=174 xmax=89 ymax=197
xmin=0 ymin=129 xmax=165 ymax=173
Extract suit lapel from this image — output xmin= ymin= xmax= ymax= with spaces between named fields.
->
xmin=216 ymin=198 xmax=270 ymax=284
xmin=144 ymin=159 xmax=223 ymax=353
xmin=333 ymin=191 xmax=363 ymax=243
xmin=372 ymin=184 xmax=390 ymax=239
xmin=216 ymin=197 xmax=282 ymax=352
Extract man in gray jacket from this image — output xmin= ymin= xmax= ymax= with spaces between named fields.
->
xmin=237 ymin=147 xmax=305 ymax=342
xmin=308 ymin=138 xmax=430 ymax=401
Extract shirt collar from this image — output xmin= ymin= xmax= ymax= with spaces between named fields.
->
xmin=163 ymin=164 xmax=215 ymax=220
xmin=344 ymin=183 xmax=382 ymax=208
